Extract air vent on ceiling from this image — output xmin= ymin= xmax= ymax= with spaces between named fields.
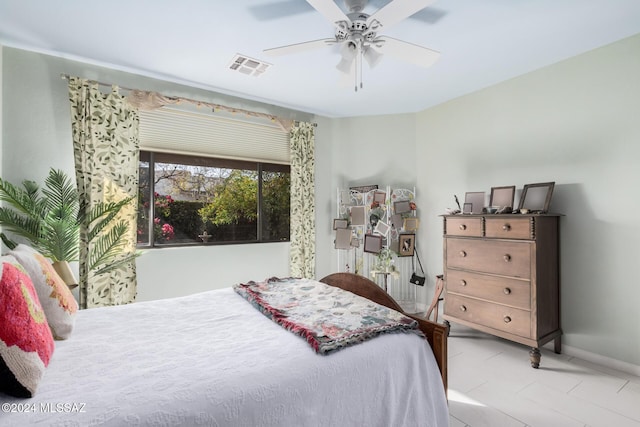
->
xmin=229 ymin=54 xmax=271 ymax=77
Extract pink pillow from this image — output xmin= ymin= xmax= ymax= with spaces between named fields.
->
xmin=9 ymin=245 xmax=78 ymax=340
xmin=0 ymin=255 xmax=55 ymax=397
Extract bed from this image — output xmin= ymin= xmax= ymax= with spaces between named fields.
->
xmin=1 ymin=272 xmax=449 ymax=426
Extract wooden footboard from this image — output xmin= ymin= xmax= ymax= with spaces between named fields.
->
xmin=320 ymin=272 xmax=448 ymax=392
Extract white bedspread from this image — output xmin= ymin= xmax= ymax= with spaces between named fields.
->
xmin=1 ymin=287 xmax=448 ymax=427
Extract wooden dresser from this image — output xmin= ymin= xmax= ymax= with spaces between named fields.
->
xmin=441 ymin=214 xmax=562 ymax=368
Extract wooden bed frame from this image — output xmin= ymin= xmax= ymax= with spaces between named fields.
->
xmin=320 ymin=272 xmax=449 ymax=392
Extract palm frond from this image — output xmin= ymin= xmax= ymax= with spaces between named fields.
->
xmin=0 ymin=177 xmax=46 ymax=220
xmin=86 ymin=198 xmax=133 ymax=242
xmin=42 ymin=169 xmax=79 ymax=222
xmin=88 ymin=221 xmax=130 ymax=271
xmin=92 ymin=251 xmax=142 ymax=276
xmin=41 ymin=216 xmax=80 ymax=262
xmin=0 ymin=208 xmax=44 ymax=242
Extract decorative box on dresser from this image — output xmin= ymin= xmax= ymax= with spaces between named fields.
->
xmin=441 ymin=214 xmax=562 ymax=368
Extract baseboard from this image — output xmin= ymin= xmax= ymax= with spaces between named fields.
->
xmin=545 ymin=342 xmax=640 ymax=377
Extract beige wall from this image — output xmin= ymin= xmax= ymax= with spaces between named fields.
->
xmin=415 ymin=33 xmax=640 ymax=368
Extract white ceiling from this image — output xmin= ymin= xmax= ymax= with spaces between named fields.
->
xmin=1 ymin=0 xmax=640 ymax=118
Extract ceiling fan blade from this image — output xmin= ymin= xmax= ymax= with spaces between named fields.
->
xmin=368 ymin=0 xmax=435 ymax=29
xmin=375 ymin=36 xmax=440 ymax=68
xmin=264 ymin=38 xmax=337 ymax=57
xmin=249 ymin=1 xmax=315 ymax=21
xmin=306 ymin=0 xmax=351 ymax=25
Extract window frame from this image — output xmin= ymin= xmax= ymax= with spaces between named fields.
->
xmin=138 ymin=150 xmax=290 ymax=248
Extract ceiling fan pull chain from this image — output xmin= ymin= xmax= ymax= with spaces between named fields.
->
xmin=354 ymin=45 xmax=359 ymax=92
xmin=359 ymin=48 xmax=363 ymax=90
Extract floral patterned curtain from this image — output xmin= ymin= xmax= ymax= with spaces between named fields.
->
xmin=68 ymin=77 xmax=140 ymax=308
xmin=289 ymin=122 xmax=316 ymax=278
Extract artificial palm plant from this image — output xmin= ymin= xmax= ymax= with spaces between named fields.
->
xmin=0 ymin=168 xmax=138 ymax=284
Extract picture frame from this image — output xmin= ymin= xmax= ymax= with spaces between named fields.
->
xmin=398 ymin=234 xmax=415 ymax=257
xmin=464 ymin=191 xmax=485 ymax=214
xmin=518 ymin=182 xmax=555 ymax=213
xmin=373 ymin=191 xmax=386 ymax=204
xmin=333 ymin=218 xmax=348 ymax=230
xmin=350 ymin=206 xmax=366 ymax=226
xmin=403 ymin=217 xmax=420 ymax=231
xmin=490 ymin=186 xmax=515 ymax=209
xmin=463 ymin=203 xmax=473 ymax=214
xmin=394 ymin=200 xmax=411 ymax=214
xmin=334 ymin=228 xmax=352 ymax=249
xmin=374 ymin=220 xmax=390 ymax=237
xmin=390 ymin=214 xmax=403 ymax=230
xmin=363 ymin=234 xmax=383 ymax=254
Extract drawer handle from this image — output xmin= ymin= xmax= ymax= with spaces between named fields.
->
xmin=460 ymin=305 xmax=467 ymax=312
xmin=459 ymin=224 xmax=467 ymax=231
xmin=460 ymin=280 xmax=467 ymax=287
xmin=459 ymin=251 xmax=467 ymax=258
xmin=503 ymin=287 xmax=511 ymax=295
xmin=504 ymin=316 xmax=512 ymax=323
xmin=502 ymin=224 xmax=511 ymax=231
xmin=503 ymin=254 xmax=511 ymax=262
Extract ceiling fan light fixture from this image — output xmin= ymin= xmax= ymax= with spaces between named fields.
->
xmin=336 ymin=56 xmax=355 ymax=74
xmin=336 ymin=42 xmax=357 ymax=74
xmin=363 ymin=45 xmax=382 ymax=68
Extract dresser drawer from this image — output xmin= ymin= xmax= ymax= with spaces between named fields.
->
xmin=446 ymin=270 xmax=531 ymax=310
xmin=444 ymin=293 xmax=531 ymax=338
xmin=485 ymin=217 xmax=531 ymax=240
xmin=445 ymin=217 xmax=482 ymax=237
xmin=446 ymin=238 xmax=531 ymax=279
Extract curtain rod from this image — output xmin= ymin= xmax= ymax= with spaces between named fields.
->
xmin=60 ymin=73 xmax=317 ymax=129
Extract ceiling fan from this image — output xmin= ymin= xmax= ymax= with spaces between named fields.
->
xmin=263 ymin=0 xmax=441 ymax=91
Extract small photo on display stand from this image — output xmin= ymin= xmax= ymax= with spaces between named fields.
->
xmin=398 ymin=234 xmax=415 ymax=257
xmin=390 ymin=214 xmax=403 ymax=230
xmin=373 ymin=191 xmax=386 ymax=204
xmin=363 ymin=234 xmax=383 ymax=254
xmin=350 ymin=206 xmax=366 ymax=226
xmin=333 ymin=219 xmax=348 ymax=230
xmin=403 ymin=217 xmax=419 ymax=231
xmin=394 ymin=200 xmax=411 ymax=214
xmin=334 ymin=228 xmax=352 ymax=249
xmin=374 ymin=221 xmax=390 ymax=237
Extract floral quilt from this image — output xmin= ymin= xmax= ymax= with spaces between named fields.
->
xmin=234 ymin=277 xmax=422 ymax=354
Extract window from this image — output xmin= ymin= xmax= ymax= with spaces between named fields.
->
xmin=137 ymin=151 xmax=290 ymax=247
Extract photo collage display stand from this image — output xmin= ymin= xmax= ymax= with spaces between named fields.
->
xmin=334 ymin=186 xmax=420 ymax=313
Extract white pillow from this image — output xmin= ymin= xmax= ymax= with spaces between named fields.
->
xmin=9 ymin=245 xmax=78 ymax=340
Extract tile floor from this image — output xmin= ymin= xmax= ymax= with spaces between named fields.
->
xmin=446 ymin=325 xmax=640 ymax=427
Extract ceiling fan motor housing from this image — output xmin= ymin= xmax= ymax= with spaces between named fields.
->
xmin=344 ymin=0 xmax=367 ymax=13
xmin=335 ymin=13 xmax=379 ymax=43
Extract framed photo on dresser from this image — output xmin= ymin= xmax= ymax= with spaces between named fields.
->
xmin=519 ymin=182 xmax=555 ymax=213
xmin=490 ymin=186 xmax=515 ymax=209
xmin=464 ymin=191 xmax=485 ymax=214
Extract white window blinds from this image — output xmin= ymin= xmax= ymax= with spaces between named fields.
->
xmin=138 ymin=107 xmax=290 ymax=164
